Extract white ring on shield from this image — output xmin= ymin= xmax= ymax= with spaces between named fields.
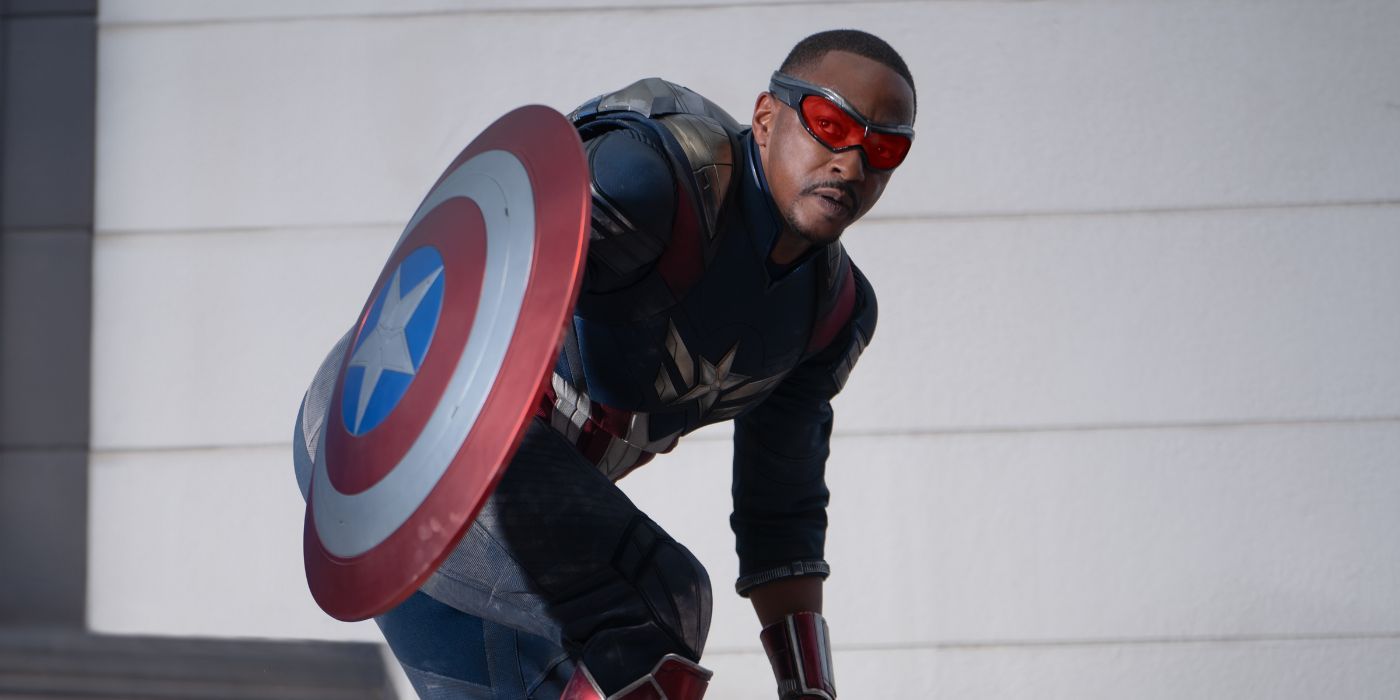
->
xmin=310 ymin=149 xmax=536 ymax=559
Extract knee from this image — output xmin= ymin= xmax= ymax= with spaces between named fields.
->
xmin=615 ymin=516 xmax=713 ymax=658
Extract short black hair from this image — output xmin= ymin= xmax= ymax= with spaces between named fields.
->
xmin=778 ymin=29 xmax=916 ymax=112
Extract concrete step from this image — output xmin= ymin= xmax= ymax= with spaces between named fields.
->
xmin=0 ymin=630 xmax=395 ymax=699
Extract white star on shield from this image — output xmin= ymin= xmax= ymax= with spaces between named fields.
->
xmin=346 ymin=264 xmax=443 ymax=433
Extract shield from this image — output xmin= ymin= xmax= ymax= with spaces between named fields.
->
xmin=303 ymin=105 xmax=590 ymax=621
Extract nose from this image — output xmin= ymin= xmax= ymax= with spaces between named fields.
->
xmin=829 ymin=147 xmax=865 ymax=182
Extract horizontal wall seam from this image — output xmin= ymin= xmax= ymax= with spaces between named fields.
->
xmin=702 ymin=630 xmax=1400 ymax=656
xmin=88 ymin=415 xmax=1400 ymax=457
xmin=868 ymin=197 xmax=1400 ymax=225
xmin=0 ymin=444 xmax=89 ymax=453
xmin=2 ymin=225 xmax=102 ymax=235
xmin=821 ymin=414 xmax=1400 ymax=442
xmin=94 ymin=222 xmax=397 ymax=239
xmin=1 ymin=10 xmax=95 ymax=20
xmin=97 ymin=0 xmax=958 ymax=30
xmin=93 ymin=198 xmax=1400 ymax=239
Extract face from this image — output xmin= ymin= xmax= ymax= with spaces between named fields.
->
xmin=753 ymin=50 xmax=916 ymax=247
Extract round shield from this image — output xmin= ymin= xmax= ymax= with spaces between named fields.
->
xmin=304 ymin=105 xmax=590 ymax=621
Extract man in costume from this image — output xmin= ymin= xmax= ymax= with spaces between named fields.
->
xmin=297 ymin=29 xmax=915 ymax=699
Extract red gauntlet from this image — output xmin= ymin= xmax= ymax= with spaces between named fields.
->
xmin=760 ymin=611 xmax=837 ymax=699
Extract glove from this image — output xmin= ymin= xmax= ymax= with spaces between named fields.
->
xmin=760 ymin=611 xmax=836 ymax=699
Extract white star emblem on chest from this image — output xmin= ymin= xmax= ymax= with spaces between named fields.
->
xmin=654 ymin=321 xmax=787 ymax=420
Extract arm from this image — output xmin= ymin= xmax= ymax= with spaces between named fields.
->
xmin=753 ymin=582 xmax=833 ymax=700
xmin=579 ymin=124 xmax=676 ymax=294
xmin=730 ymin=363 xmax=839 ymax=700
xmin=749 ymin=576 xmax=822 ymax=626
xmin=731 ymin=269 xmax=877 ymax=699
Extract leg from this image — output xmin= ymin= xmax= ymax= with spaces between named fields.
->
xmin=381 ymin=418 xmax=713 ymax=697
xmin=377 ymin=591 xmax=573 ymax=699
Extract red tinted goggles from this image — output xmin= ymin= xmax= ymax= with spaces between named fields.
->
xmin=768 ymin=72 xmax=914 ymax=171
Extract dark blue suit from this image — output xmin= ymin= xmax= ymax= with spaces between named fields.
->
xmin=379 ymin=79 xmax=876 ymax=700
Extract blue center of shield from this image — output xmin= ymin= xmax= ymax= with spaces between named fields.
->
xmin=341 ymin=246 xmax=446 ymax=436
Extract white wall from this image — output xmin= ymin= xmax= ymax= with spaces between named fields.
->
xmin=89 ymin=1 xmax=1400 ymax=698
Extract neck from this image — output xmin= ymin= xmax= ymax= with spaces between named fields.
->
xmin=746 ymin=131 xmax=814 ymax=267
xmin=769 ymin=227 xmax=813 ymax=266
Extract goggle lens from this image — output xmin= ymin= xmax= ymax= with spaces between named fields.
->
xmin=798 ymin=95 xmax=912 ymax=171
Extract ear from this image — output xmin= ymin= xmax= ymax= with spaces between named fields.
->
xmin=752 ymin=92 xmax=777 ymax=149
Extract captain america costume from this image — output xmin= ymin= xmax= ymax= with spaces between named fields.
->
xmin=545 ymin=78 xmax=875 ymax=517
xmin=356 ymin=77 xmax=877 ymax=698
xmin=295 ymin=30 xmax=924 ymax=691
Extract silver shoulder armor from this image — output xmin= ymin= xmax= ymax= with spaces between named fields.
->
xmin=573 ymin=77 xmax=743 ymax=241
xmin=657 ymin=112 xmax=734 ymax=241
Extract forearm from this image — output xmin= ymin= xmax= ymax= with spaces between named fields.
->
xmin=751 ymin=577 xmax=836 ymax=699
xmin=748 ymin=575 xmax=823 ymax=626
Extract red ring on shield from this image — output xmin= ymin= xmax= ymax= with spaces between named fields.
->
xmin=304 ymin=106 xmax=590 ymax=621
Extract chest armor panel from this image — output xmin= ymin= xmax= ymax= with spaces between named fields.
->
xmin=573 ymin=211 xmax=817 ymax=440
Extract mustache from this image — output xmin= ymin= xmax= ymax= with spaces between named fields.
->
xmin=801 ymin=180 xmax=859 ymax=212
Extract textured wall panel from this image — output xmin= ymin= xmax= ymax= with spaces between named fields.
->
xmin=1 ymin=14 xmax=96 ymax=229
xmin=0 ymin=449 xmax=87 ymax=626
xmin=626 ymin=423 xmax=1400 ymax=651
xmin=837 ymin=205 xmax=1400 ymax=433
xmin=89 ymin=423 xmax=1400 ymax=654
xmin=0 ymin=3 xmax=97 ymax=631
xmin=0 ymin=231 xmax=92 ymax=448
xmin=701 ymin=639 xmax=1400 ymax=700
xmin=87 ymin=445 xmax=382 ymax=641
xmin=98 ymin=0 xmax=817 ymax=25
xmin=90 ymin=227 xmax=395 ymax=450
xmin=96 ymin=1 xmax=1400 ymax=233
xmin=90 ymin=207 xmax=1400 ymax=450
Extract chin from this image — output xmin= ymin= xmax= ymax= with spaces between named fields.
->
xmin=795 ymin=225 xmax=845 ymax=247
xmin=784 ymin=204 xmax=854 ymax=247
xmin=793 ymin=211 xmax=853 ymax=246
